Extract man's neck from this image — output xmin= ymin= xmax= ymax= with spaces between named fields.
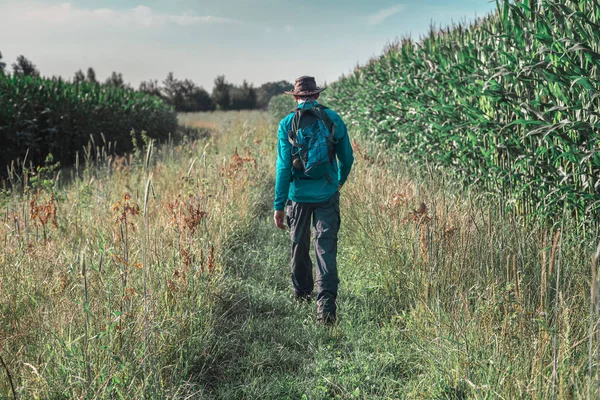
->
xmin=298 ymin=99 xmax=317 ymax=105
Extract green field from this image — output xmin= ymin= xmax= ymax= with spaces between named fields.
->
xmin=0 ymin=110 xmax=596 ymax=399
xmin=3 ymin=0 xmax=600 ymax=398
xmin=326 ymin=0 xmax=600 ymax=221
xmin=0 ymin=73 xmax=177 ymax=176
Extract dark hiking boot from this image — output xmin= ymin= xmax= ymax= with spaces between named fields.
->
xmin=317 ymin=294 xmax=337 ymax=325
xmin=317 ymin=311 xmax=336 ymax=326
xmin=294 ymin=291 xmax=315 ymax=303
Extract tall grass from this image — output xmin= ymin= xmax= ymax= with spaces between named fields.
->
xmin=338 ymin=138 xmax=598 ymax=397
xmin=0 ymin=111 xmax=272 ymax=398
xmin=1 ymin=110 xmax=599 ymax=398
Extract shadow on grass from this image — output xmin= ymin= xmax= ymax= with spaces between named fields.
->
xmin=187 ymin=215 xmax=318 ymax=399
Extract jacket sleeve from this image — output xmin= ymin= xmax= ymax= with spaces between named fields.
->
xmin=333 ymin=114 xmax=354 ymax=186
xmin=274 ymin=119 xmax=292 ymax=211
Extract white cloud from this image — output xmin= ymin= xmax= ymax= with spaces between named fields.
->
xmin=0 ymin=1 xmax=240 ymax=88
xmin=368 ymin=4 xmax=406 ymax=25
xmin=9 ymin=2 xmax=237 ymax=27
xmin=285 ymin=25 xmax=294 ymax=33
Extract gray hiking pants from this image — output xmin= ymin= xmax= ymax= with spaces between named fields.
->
xmin=286 ymin=191 xmax=340 ymax=318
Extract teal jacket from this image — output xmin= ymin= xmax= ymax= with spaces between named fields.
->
xmin=274 ymin=101 xmax=354 ymax=211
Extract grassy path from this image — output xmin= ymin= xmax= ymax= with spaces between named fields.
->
xmin=186 ymin=111 xmax=593 ymax=399
xmin=2 ymin=111 xmax=591 ymax=398
xmin=197 ymin=198 xmax=419 ymax=399
xmin=179 ymin=111 xmax=524 ymax=399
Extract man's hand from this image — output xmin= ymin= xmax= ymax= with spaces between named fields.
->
xmin=274 ymin=210 xmax=286 ymax=230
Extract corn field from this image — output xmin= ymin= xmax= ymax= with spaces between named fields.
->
xmin=0 ymin=74 xmax=177 ymax=177
xmin=325 ymin=0 xmax=600 ymax=221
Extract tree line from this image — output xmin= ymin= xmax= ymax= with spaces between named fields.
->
xmin=0 ymin=52 xmax=292 ymax=112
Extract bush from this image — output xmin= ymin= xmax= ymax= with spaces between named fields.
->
xmin=256 ymin=81 xmax=293 ymax=109
xmin=0 ymin=74 xmax=177 ymax=174
xmin=268 ymin=94 xmax=296 ymax=122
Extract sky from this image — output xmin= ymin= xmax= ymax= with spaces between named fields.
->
xmin=0 ymin=0 xmax=496 ymax=90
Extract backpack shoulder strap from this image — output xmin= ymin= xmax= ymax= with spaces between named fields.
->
xmin=288 ymin=103 xmax=311 ymax=141
xmin=313 ymin=105 xmax=337 ymax=143
xmin=288 ymin=108 xmax=303 ymax=147
xmin=288 ymin=103 xmax=336 ymax=144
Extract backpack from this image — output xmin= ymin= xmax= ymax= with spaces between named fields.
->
xmin=287 ymin=102 xmax=337 ymax=180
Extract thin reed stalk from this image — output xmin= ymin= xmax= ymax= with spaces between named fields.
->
xmin=589 ymin=242 xmax=600 ymax=399
xmin=0 ymin=350 xmax=16 ymax=400
xmin=142 ymin=175 xmax=153 ymax=397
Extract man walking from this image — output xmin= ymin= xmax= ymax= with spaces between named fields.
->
xmin=273 ymin=76 xmax=354 ymax=325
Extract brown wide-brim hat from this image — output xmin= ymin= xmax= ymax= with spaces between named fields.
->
xmin=284 ymin=75 xmax=326 ymax=96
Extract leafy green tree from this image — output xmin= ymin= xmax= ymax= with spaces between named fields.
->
xmin=162 ymin=72 xmax=214 ymax=112
xmin=105 ymin=72 xmax=126 ymax=88
xmin=12 ymin=55 xmax=39 ymax=76
xmin=256 ymin=80 xmax=293 ymax=109
xmin=181 ymin=80 xmax=214 ymax=112
xmin=211 ymin=75 xmax=231 ymax=110
xmin=86 ymin=67 xmax=97 ymax=84
xmin=139 ymin=79 xmax=162 ymax=98
xmin=0 ymin=51 xmax=6 ymax=75
xmin=162 ymin=72 xmax=180 ymax=104
xmin=229 ymin=80 xmax=257 ymax=110
xmin=73 ymin=69 xmax=85 ymax=84
xmin=243 ymin=80 xmax=257 ymax=108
